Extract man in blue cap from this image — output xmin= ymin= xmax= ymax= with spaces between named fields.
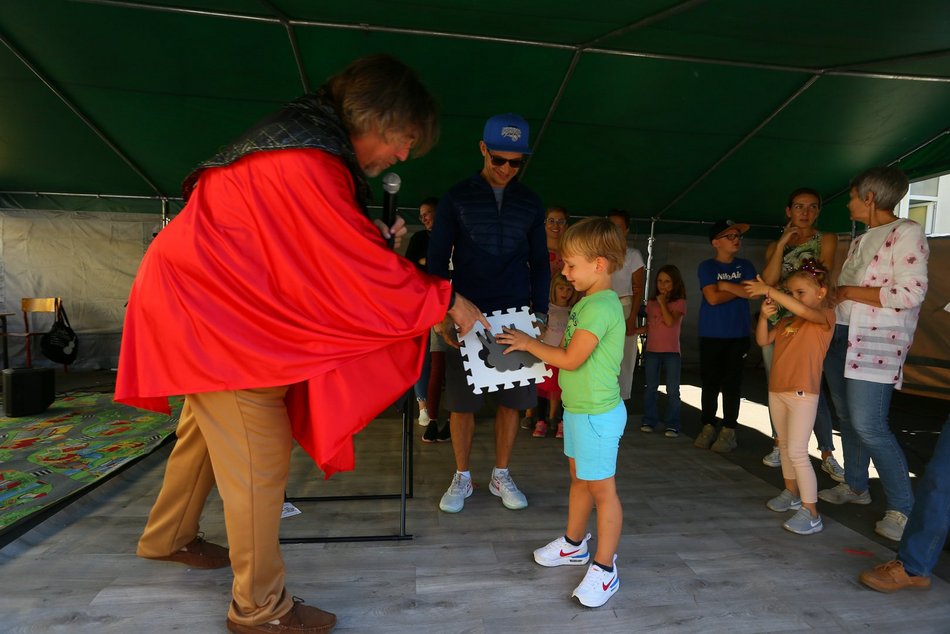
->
xmin=428 ymin=113 xmax=550 ymax=513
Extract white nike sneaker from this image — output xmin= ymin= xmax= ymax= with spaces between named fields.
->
xmin=533 ymin=533 xmax=591 ymax=567
xmin=572 ymin=554 xmax=619 ymax=608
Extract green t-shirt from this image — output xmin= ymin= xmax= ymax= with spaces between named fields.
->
xmin=558 ymin=289 xmax=625 ymax=415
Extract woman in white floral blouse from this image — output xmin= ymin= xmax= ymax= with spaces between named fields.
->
xmin=817 ymin=166 xmax=929 ymax=543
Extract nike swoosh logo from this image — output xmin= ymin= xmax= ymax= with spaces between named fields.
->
xmin=559 ymin=548 xmax=582 ymax=557
xmin=602 ymin=576 xmax=617 ymax=591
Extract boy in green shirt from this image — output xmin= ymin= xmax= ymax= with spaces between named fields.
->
xmin=497 ymin=217 xmax=627 ymax=608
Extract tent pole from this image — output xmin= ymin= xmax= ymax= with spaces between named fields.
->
xmin=643 ymin=218 xmax=657 ymax=307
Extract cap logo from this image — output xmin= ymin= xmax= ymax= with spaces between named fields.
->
xmin=500 ymin=126 xmax=522 ymax=142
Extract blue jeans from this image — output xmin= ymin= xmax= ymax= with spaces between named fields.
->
xmin=643 ymin=351 xmax=681 ymax=431
xmin=763 ymin=343 xmax=835 ymax=451
xmin=823 ymin=324 xmax=913 ymax=515
xmin=414 ymin=334 xmax=431 ymax=402
xmin=899 ymin=417 xmax=950 ymax=577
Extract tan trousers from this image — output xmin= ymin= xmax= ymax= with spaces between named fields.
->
xmin=137 ymin=387 xmax=294 ymax=625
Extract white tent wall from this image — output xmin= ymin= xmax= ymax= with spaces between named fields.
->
xmin=0 ymin=208 xmax=156 ymax=370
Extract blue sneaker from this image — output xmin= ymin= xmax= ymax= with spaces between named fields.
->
xmin=767 ymin=489 xmax=802 ymax=512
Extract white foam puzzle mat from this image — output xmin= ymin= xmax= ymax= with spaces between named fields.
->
xmin=459 ymin=306 xmax=553 ymax=394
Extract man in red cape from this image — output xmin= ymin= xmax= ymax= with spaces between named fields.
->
xmin=115 ymin=55 xmax=487 ymax=634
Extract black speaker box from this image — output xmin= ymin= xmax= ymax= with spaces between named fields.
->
xmin=2 ymin=368 xmax=55 ymax=417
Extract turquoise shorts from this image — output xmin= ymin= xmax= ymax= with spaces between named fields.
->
xmin=563 ymin=401 xmax=627 ymax=481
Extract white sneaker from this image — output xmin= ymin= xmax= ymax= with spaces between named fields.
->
xmin=762 ymin=446 xmax=781 ymax=467
xmin=533 ymin=533 xmax=591 ymax=567
xmin=417 ymin=406 xmax=430 ymax=427
xmin=572 ymin=555 xmax=619 ymax=607
xmin=821 ymin=456 xmax=846 ymax=483
xmin=818 ymin=482 xmax=871 ymax=505
xmin=489 ymin=470 xmax=527 ymax=510
xmin=875 ymin=510 xmax=909 ymax=541
xmin=438 ymin=473 xmax=473 ymax=513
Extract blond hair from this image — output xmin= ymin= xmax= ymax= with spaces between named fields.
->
xmin=326 ymin=54 xmax=439 ymax=156
xmin=560 ymin=217 xmax=626 ymax=273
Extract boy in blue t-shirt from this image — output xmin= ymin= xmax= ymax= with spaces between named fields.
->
xmin=497 ymin=217 xmax=627 ymax=609
xmin=695 ymin=219 xmax=757 ymax=453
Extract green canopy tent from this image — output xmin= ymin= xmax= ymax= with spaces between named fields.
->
xmin=2 ymin=0 xmax=949 ymax=233
xmin=1 ymin=1 xmax=949 ymax=390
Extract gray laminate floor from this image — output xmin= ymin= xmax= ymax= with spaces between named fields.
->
xmin=2 ymin=397 xmax=949 ymax=633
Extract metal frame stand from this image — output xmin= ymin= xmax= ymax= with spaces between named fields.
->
xmin=279 ymin=390 xmax=414 ymax=544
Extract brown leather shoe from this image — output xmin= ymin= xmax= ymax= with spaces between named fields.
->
xmin=144 ymin=535 xmax=229 ymax=569
xmin=859 ymin=560 xmax=931 ymax=593
xmin=227 ymin=598 xmax=336 ymax=633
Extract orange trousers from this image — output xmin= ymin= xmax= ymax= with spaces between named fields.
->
xmin=137 ymin=387 xmax=294 ymax=625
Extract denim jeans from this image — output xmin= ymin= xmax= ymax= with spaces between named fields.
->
xmin=643 ymin=351 xmax=681 ymax=431
xmin=762 ymin=343 xmax=835 ymax=451
xmin=823 ymin=324 xmax=913 ymax=514
xmin=414 ymin=334 xmax=431 ymax=402
xmin=899 ymin=417 xmax=950 ymax=577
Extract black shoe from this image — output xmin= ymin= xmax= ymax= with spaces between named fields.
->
xmin=422 ymin=420 xmax=439 ymax=443
xmin=436 ymin=421 xmax=451 ymax=442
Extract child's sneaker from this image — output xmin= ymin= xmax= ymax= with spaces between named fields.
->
xmin=422 ymin=420 xmax=439 ymax=443
xmin=417 ymin=403 xmax=430 ymax=427
xmin=532 ymin=420 xmax=548 ymax=437
xmin=520 ymin=415 xmax=534 ymax=430
xmin=555 ymin=422 xmax=564 ymax=439
xmin=821 ymin=455 xmax=846 ymax=482
xmin=572 ymin=555 xmax=619 ymax=608
xmin=664 ymin=429 xmax=679 ymax=438
xmin=436 ymin=421 xmax=451 ymax=442
xmin=693 ymin=424 xmax=716 ymax=449
xmin=818 ymin=482 xmax=871 ymax=505
xmin=710 ymin=427 xmax=737 ymax=453
xmin=783 ymin=508 xmax=824 ymax=535
xmin=533 ymin=532 xmax=591 ymax=567
xmin=762 ymin=446 xmax=781 ymax=467
xmin=639 ymin=424 xmax=654 ymax=433
xmin=766 ymin=489 xmax=802 ymax=512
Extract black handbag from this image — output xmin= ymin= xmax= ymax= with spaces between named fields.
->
xmin=40 ymin=302 xmax=79 ymax=365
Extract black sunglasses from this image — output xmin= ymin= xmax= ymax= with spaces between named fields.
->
xmin=486 ymin=149 xmax=525 ymax=169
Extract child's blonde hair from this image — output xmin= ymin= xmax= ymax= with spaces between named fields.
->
xmin=559 ymin=217 xmax=626 ymax=273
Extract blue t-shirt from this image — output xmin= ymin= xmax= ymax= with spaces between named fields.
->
xmin=697 ymin=257 xmax=756 ymax=338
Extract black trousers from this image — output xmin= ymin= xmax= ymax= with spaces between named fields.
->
xmin=699 ymin=336 xmax=750 ymax=429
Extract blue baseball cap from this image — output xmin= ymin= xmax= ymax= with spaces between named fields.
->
xmin=483 ymin=113 xmax=532 ymax=155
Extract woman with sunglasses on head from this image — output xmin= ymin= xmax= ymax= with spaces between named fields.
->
xmin=756 ymin=188 xmax=844 ymax=483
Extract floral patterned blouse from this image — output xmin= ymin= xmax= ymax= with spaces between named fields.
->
xmin=838 ymin=219 xmax=929 ymax=387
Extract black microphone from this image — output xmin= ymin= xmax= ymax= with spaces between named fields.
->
xmin=382 ymin=172 xmax=401 ymax=249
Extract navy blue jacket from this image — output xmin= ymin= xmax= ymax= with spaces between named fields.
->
xmin=428 ymin=172 xmax=549 ymax=314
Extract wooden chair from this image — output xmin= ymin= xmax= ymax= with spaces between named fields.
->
xmin=16 ymin=297 xmax=62 ymax=368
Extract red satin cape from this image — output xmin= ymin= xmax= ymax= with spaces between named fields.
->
xmin=115 ymin=149 xmax=450 ymax=476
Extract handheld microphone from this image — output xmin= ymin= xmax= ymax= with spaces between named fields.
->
xmin=382 ymin=172 xmax=401 ymax=249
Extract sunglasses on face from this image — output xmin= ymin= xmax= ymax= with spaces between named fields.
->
xmin=546 ymin=218 xmax=566 ymax=226
xmin=486 ymin=149 xmax=525 ymax=169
